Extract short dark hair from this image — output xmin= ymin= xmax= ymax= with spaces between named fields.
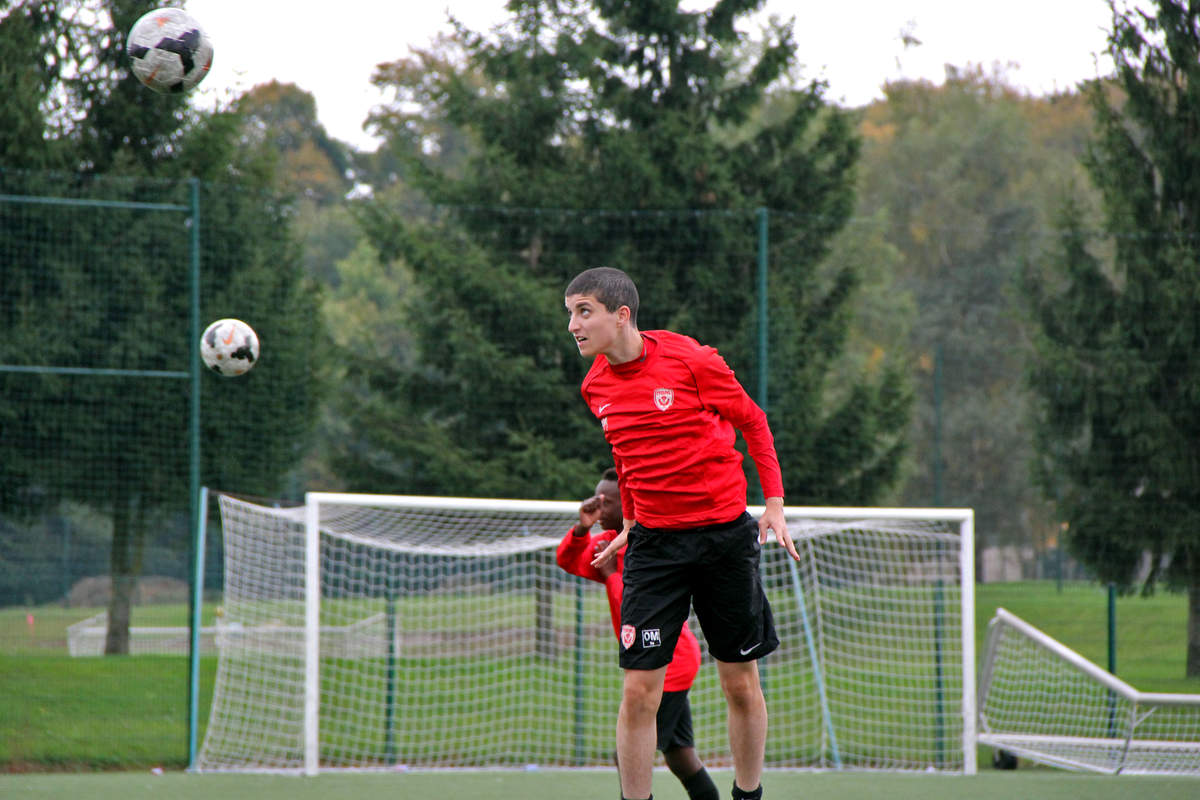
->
xmin=601 ymin=467 xmax=619 ymax=483
xmin=565 ymin=267 xmax=639 ymax=324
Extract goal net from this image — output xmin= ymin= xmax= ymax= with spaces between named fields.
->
xmin=977 ymin=607 xmax=1200 ymax=775
xmin=194 ymin=493 xmax=975 ymax=774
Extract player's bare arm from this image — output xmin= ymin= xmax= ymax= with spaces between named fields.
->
xmin=590 ymin=519 xmax=632 ymax=568
xmin=759 ymin=497 xmax=800 ymax=561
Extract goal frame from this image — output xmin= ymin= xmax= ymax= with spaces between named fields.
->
xmin=192 ymin=490 xmax=976 ymax=774
xmin=977 ymin=607 xmax=1200 ymax=775
xmin=296 ymin=494 xmax=977 ymax=776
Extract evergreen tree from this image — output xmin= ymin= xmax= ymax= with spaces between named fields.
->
xmin=349 ymin=0 xmax=910 ymax=502
xmin=0 ymin=1 xmax=324 ymax=650
xmin=1024 ymin=0 xmax=1200 ymax=676
xmin=0 ymin=0 xmax=75 ymax=168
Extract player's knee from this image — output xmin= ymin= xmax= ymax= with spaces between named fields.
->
xmin=718 ymin=669 xmax=762 ymax=710
xmin=621 ymin=686 xmax=659 ymax=715
xmin=663 ymin=746 xmax=703 ymax=778
xmin=621 ymin=678 xmax=662 ymax=717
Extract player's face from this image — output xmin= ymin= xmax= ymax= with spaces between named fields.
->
xmin=565 ymin=293 xmax=621 ymax=359
xmin=594 ymin=479 xmax=622 ymax=530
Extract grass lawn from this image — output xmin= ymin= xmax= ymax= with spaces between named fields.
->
xmin=4 ymin=769 xmax=1200 ymax=800
xmin=1 ymin=580 xmax=1198 ymax=773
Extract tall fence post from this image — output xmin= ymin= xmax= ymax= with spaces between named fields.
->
xmin=933 ymin=343 xmax=944 ymax=506
xmin=755 ymin=207 xmax=769 ymax=417
xmin=187 ymin=178 xmax=203 ymax=768
xmin=188 ymin=486 xmax=208 ymax=768
xmin=755 ymin=207 xmax=769 ymax=696
xmin=1108 ymin=582 xmax=1117 ymax=675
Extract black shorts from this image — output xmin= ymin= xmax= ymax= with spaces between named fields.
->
xmin=656 ymin=690 xmax=694 ymax=752
xmin=619 ymin=512 xmax=778 ymax=670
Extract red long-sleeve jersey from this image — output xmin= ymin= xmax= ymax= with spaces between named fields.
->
xmin=556 ymin=527 xmax=701 ymax=692
xmin=580 ymin=330 xmax=784 ymax=529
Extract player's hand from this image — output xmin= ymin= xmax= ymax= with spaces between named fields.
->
xmin=760 ymin=497 xmax=799 ymax=561
xmin=593 ymin=540 xmax=617 ymax=579
xmin=591 ymin=527 xmax=628 ymax=568
xmin=574 ymin=494 xmax=603 ymax=534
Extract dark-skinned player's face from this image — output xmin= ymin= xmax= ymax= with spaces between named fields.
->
xmin=595 ymin=478 xmax=622 ymax=531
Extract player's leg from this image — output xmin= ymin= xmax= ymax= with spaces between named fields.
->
xmin=657 ymin=691 xmax=718 ymax=800
xmin=664 ymin=748 xmax=719 ymax=800
xmin=715 ymin=658 xmax=766 ymax=798
xmin=617 ymin=665 xmax=666 ymax=799
xmin=618 ymin=526 xmax=695 ymax=800
xmin=662 ymin=745 xmax=703 ymax=778
xmin=690 ymin=515 xmax=779 ymax=798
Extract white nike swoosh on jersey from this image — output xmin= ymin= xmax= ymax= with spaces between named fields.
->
xmin=598 ymin=403 xmax=612 ymax=414
xmin=739 ymin=643 xmax=760 ymax=656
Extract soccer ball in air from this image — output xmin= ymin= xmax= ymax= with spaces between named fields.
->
xmin=201 ymin=319 xmax=259 ymax=377
xmin=126 ymin=7 xmax=213 ymax=94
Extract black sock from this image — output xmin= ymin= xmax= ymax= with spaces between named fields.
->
xmin=731 ymin=782 xmax=762 ymax=800
xmin=680 ymin=767 xmax=719 ymax=800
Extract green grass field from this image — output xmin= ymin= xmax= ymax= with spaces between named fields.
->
xmin=4 ymin=769 xmax=1200 ymax=800
xmin=2 ymin=580 xmax=1198 ymax=793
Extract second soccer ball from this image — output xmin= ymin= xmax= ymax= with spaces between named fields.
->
xmin=201 ymin=318 xmax=259 ymax=377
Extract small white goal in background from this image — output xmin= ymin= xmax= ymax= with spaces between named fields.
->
xmin=977 ymin=607 xmax=1200 ymax=776
xmin=67 ymin=612 xmax=218 ymax=656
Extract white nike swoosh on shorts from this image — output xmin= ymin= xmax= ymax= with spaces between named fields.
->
xmin=739 ymin=643 xmax=760 ymax=656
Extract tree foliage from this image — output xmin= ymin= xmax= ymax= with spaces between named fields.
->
xmin=0 ymin=0 xmax=76 ymax=168
xmin=0 ymin=1 xmax=324 ymax=649
xmin=235 ymin=80 xmax=354 ymax=204
xmin=853 ymin=69 xmax=1089 ymax=550
xmin=347 ymin=0 xmax=909 ymax=503
xmin=1023 ymin=0 xmax=1200 ymax=676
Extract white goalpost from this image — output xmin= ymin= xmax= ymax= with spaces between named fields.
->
xmin=977 ymin=607 xmax=1200 ymax=775
xmin=193 ymin=492 xmax=975 ymax=775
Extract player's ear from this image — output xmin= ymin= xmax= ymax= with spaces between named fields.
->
xmin=616 ymin=305 xmax=631 ymax=325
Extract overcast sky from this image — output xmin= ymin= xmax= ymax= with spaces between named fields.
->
xmin=184 ymin=0 xmax=1117 ymax=151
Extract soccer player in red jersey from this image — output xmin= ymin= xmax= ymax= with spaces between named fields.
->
xmin=557 ymin=468 xmax=718 ymax=800
xmin=565 ymin=266 xmax=801 ymax=800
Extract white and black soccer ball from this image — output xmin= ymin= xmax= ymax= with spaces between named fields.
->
xmin=126 ymin=7 xmax=213 ymax=94
xmin=201 ymin=318 xmax=259 ymax=377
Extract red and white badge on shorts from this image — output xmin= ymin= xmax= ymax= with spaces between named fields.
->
xmin=620 ymin=624 xmax=636 ymax=649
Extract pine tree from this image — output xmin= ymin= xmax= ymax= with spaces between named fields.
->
xmin=1024 ymin=0 xmax=1200 ymax=676
xmin=0 ymin=1 xmax=324 ymax=649
xmin=349 ymin=0 xmax=910 ymax=503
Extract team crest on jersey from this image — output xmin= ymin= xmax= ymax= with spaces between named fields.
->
xmin=653 ymin=388 xmax=674 ymax=411
xmin=621 ymin=624 xmax=636 ymax=649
